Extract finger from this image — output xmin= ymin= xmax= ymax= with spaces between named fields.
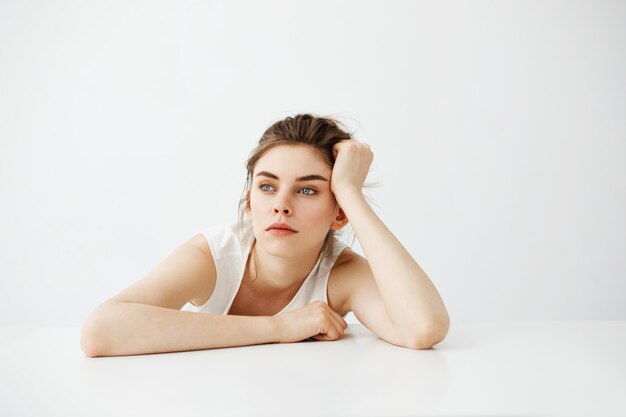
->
xmin=312 ymin=315 xmax=342 ymax=340
xmin=316 ymin=302 xmax=347 ymax=337
xmin=324 ymin=303 xmax=348 ymax=329
xmin=330 ymin=309 xmax=348 ymax=330
xmin=310 ymin=334 xmax=332 ymax=341
xmin=324 ymin=309 xmax=348 ymax=339
xmin=312 ymin=329 xmax=339 ymax=341
xmin=332 ymin=139 xmax=350 ymax=154
xmin=324 ymin=315 xmax=344 ymax=339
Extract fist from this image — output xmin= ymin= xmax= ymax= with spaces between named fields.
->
xmin=274 ymin=301 xmax=348 ymax=343
xmin=330 ymin=139 xmax=373 ymax=197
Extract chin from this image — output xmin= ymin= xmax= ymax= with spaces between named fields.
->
xmin=261 ymin=241 xmax=301 ymax=258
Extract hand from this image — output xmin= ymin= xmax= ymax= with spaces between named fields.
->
xmin=330 ymin=139 xmax=374 ymax=200
xmin=274 ymin=301 xmax=348 ymax=343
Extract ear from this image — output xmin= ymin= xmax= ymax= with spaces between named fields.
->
xmin=330 ymin=206 xmax=349 ymax=231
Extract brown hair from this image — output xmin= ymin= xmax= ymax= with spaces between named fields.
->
xmin=237 ymin=113 xmax=369 ymax=264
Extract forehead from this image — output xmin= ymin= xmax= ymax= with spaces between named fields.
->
xmin=254 ymin=145 xmax=330 ymax=176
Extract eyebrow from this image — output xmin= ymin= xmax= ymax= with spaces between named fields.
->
xmin=255 ymin=171 xmax=328 ymax=182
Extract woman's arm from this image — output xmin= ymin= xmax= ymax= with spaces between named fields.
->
xmin=330 ymin=140 xmax=450 ymax=347
xmin=81 ymin=302 xmax=279 ymax=357
xmin=80 ymin=233 xmax=280 ymax=357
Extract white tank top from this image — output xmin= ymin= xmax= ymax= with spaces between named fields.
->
xmin=180 ymin=218 xmax=350 ymax=317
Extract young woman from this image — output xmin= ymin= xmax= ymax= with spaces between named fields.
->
xmin=80 ymin=114 xmax=450 ymax=357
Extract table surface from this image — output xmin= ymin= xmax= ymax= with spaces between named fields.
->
xmin=1 ymin=321 xmax=624 ymax=417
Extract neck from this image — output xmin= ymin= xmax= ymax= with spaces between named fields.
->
xmin=246 ymin=240 xmax=322 ymax=295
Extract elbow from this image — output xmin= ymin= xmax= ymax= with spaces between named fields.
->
xmin=81 ymin=323 xmax=105 ymax=357
xmin=81 ymin=338 xmax=100 ymax=358
xmin=80 ymin=313 xmax=111 ymax=358
xmin=81 ymin=327 xmax=99 ymax=357
xmin=404 ymin=316 xmax=450 ymax=350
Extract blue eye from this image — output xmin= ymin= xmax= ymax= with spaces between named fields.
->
xmin=258 ymin=184 xmax=317 ymax=195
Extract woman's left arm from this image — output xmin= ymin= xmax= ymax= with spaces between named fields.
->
xmin=331 ymin=139 xmax=450 ymax=347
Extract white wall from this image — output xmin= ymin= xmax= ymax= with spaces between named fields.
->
xmin=1 ymin=0 xmax=624 ymax=326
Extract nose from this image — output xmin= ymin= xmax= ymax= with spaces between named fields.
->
xmin=273 ymin=193 xmax=292 ymax=215
xmin=273 ymin=206 xmax=290 ymax=215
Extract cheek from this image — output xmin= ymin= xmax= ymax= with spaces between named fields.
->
xmin=249 ymin=191 xmax=267 ymax=210
xmin=304 ymin=199 xmax=336 ymax=222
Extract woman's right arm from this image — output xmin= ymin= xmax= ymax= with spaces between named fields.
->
xmin=80 ymin=233 xmax=279 ymax=357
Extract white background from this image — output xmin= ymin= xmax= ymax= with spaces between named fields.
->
xmin=1 ymin=0 xmax=624 ymax=326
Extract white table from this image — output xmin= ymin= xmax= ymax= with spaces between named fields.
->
xmin=1 ymin=321 xmax=624 ymax=416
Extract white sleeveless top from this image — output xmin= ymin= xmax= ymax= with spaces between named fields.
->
xmin=180 ymin=218 xmax=350 ymax=317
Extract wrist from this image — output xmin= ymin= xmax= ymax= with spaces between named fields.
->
xmin=335 ymin=187 xmax=365 ymax=209
xmin=268 ymin=315 xmax=283 ymax=343
xmin=334 ymin=186 xmax=363 ymax=205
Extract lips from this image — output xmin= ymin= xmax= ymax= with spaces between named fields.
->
xmin=266 ymin=222 xmax=298 ymax=232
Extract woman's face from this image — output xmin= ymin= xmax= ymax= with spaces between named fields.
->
xmin=247 ymin=144 xmax=345 ymax=258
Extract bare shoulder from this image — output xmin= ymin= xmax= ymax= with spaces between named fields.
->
xmin=190 ymin=233 xmax=212 ymax=255
xmin=327 ymin=248 xmax=369 ymax=316
xmin=104 ymin=232 xmax=217 ymax=310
